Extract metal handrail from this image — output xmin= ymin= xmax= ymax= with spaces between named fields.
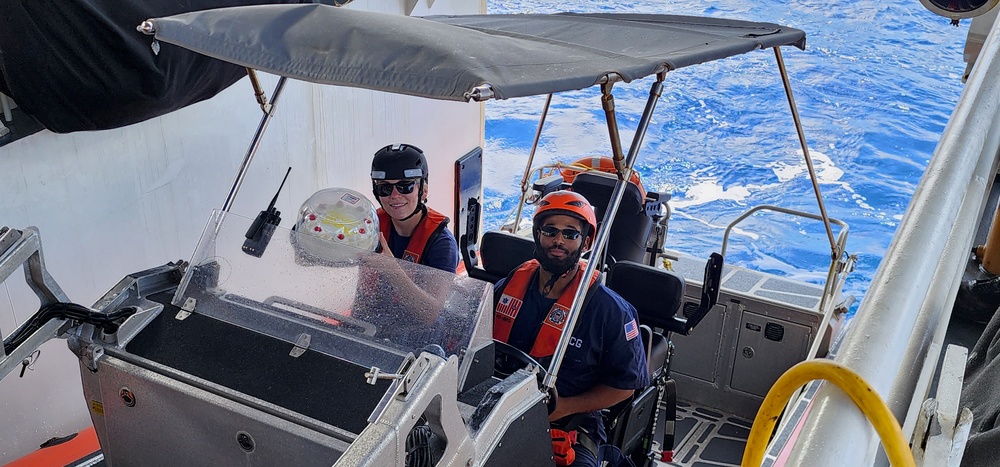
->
xmin=774 ymin=11 xmax=1000 ymax=466
xmin=544 ymin=75 xmax=665 ymax=390
xmin=507 ymin=94 xmax=554 ymax=233
xmin=719 ymin=204 xmax=849 ymax=313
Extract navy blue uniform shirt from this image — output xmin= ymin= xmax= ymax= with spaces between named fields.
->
xmin=495 ymin=273 xmax=649 ymax=444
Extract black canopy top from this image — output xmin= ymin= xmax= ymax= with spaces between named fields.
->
xmin=147 ymin=4 xmax=806 ymax=101
xmin=0 ymin=0 xmax=303 ymax=133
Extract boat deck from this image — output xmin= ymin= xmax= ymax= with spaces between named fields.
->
xmin=658 ymin=400 xmax=751 ymax=467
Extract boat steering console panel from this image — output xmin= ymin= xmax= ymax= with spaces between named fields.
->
xmin=16 ymin=212 xmax=556 ymax=466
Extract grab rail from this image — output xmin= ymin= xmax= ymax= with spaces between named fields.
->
xmin=719 ymin=204 xmax=850 ymax=314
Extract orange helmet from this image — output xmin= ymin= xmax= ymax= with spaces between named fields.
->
xmin=533 ymin=191 xmax=598 ymax=245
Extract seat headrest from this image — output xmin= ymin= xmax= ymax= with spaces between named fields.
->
xmin=607 ymin=260 xmax=685 ymax=329
xmin=480 ymin=231 xmax=536 ymax=281
xmin=570 ymin=171 xmax=652 ymax=264
xmin=570 ymin=171 xmax=645 ymax=217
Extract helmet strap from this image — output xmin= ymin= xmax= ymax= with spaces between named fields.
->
xmin=398 ymin=179 xmax=427 ymax=222
xmin=400 ymin=203 xmax=426 ymax=222
xmin=541 ymin=263 xmax=578 ymax=296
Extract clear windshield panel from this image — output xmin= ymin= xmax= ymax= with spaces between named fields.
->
xmin=172 ymin=211 xmax=493 ymax=372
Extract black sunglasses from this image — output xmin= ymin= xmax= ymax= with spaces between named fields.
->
xmin=538 ymin=225 xmax=582 ymax=240
xmin=374 ymin=180 xmax=417 ymax=197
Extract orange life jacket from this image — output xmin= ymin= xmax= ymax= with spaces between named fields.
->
xmin=377 ymin=207 xmax=449 ymax=265
xmin=494 ymin=260 xmax=600 ymax=358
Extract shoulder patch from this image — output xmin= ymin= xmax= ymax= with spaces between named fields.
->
xmin=624 ymin=318 xmax=639 ymax=341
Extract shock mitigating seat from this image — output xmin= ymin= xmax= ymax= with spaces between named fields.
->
xmin=467 ymin=230 xmax=535 ymax=283
xmin=604 ymin=260 xmax=684 ymax=465
xmin=570 ymin=171 xmax=653 ymax=266
xmin=604 ymin=255 xmax=723 ymax=465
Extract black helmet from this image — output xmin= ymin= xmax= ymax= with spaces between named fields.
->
xmin=371 ymin=144 xmax=428 ymax=181
xmin=371 ymin=143 xmax=429 ymax=222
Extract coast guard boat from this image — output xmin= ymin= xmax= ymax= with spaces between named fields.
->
xmin=2 ymin=0 xmax=1000 ymax=466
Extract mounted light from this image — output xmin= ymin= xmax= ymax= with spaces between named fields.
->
xmin=920 ymin=0 xmax=999 ymax=20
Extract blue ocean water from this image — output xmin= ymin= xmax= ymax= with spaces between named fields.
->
xmin=482 ymin=0 xmax=971 ymax=311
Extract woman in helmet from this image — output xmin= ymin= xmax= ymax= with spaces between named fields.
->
xmin=370 ymin=143 xmax=459 ymax=273
xmin=492 ymin=190 xmax=649 ymax=467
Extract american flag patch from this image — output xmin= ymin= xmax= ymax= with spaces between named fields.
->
xmin=496 ymin=294 xmax=522 ymax=320
xmin=624 ymin=319 xmax=639 ymax=341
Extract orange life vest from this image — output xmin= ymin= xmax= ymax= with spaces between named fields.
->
xmin=494 ymin=260 xmax=600 ymax=358
xmin=377 ymin=207 xmax=449 ymax=265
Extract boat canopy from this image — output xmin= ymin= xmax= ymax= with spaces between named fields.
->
xmin=146 ymin=4 xmax=806 ymax=101
xmin=0 ymin=0 xmax=307 ymax=133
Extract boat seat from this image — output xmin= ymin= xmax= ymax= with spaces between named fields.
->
xmin=469 ymin=230 xmax=535 ymax=283
xmin=607 ymin=260 xmax=686 ymax=330
xmin=603 ymin=260 xmax=687 ymax=464
xmin=570 ymin=171 xmax=653 ymax=265
xmin=608 ymin=254 xmax=723 ymax=336
xmin=606 ymin=259 xmax=684 ymax=416
xmin=603 ymin=255 xmax=723 ymax=462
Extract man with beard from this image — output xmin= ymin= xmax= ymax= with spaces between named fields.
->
xmin=492 ymin=190 xmax=649 ymax=467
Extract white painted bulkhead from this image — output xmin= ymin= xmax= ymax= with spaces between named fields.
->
xmin=0 ymin=0 xmax=486 ymax=461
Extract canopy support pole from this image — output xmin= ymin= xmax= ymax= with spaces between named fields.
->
xmin=221 ymin=75 xmax=288 ymax=213
xmin=774 ymin=47 xmax=838 ymax=260
xmin=247 ymin=68 xmax=271 ymax=112
xmin=507 ymin=94 xmax=554 ymax=233
xmin=600 ymin=82 xmax=628 ymax=178
xmin=544 ymin=74 xmax=665 ymax=390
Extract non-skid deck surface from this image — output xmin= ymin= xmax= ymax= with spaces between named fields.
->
xmin=658 ymin=401 xmax=752 ymax=467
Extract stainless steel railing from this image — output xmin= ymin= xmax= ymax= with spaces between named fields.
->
xmin=772 ymin=11 xmax=1000 ymax=467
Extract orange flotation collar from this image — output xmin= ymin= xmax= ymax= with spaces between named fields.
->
xmin=561 ymin=156 xmax=647 ymax=200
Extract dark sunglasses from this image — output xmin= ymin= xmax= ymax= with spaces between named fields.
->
xmin=374 ymin=180 xmax=417 ymax=197
xmin=538 ymin=225 xmax=582 ymax=240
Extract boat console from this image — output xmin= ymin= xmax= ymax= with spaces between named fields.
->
xmin=1 ymin=213 xmax=559 ymax=466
